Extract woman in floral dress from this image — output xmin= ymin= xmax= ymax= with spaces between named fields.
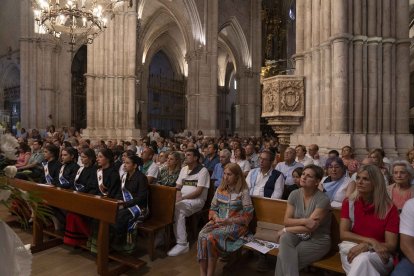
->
xmin=198 ymin=163 xmax=254 ymax=276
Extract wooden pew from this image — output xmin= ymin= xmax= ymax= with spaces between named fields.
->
xmin=136 ymin=184 xmax=176 ymax=260
xmin=7 ymin=178 xmax=146 ymax=276
xmin=247 ymin=196 xmax=345 ymax=274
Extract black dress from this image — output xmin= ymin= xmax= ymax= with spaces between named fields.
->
xmin=74 ymin=165 xmax=99 ymax=195
xmin=99 ymin=165 xmax=122 ymax=199
xmin=57 ymin=161 xmax=80 ymax=189
xmin=42 ymin=159 xmax=61 ymax=185
xmin=115 ymin=170 xmax=149 ymax=239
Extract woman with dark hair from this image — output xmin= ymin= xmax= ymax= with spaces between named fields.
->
xmin=74 ymin=148 xmax=98 ymax=194
xmin=275 ymin=164 xmax=332 ymax=276
xmin=15 ymin=142 xmax=31 ymax=168
xmin=341 ymin=146 xmax=360 ymax=175
xmin=88 ymin=149 xmax=122 ymax=252
xmin=46 ymin=125 xmax=56 ymax=138
xmin=198 ymin=163 xmax=253 ymax=276
xmin=339 ymin=165 xmax=399 ymax=275
xmin=113 ymin=155 xmax=148 ymax=252
xmin=96 ymin=148 xmax=121 ymax=199
xmin=64 ymin=148 xmax=98 ymax=247
xmin=118 ymin=149 xmax=136 ymax=177
xmin=320 ymin=157 xmax=355 ymax=207
xmin=234 ymin=147 xmax=251 ymax=177
xmin=58 ymin=147 xmax=80 ymax=189
xmin=42 ymin=144 xmax=61 ymax=185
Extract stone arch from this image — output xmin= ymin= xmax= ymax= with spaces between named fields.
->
xmin=145 ymin=33 xmax=185 ymax=77
xmin=140 ymin=30 xmax=187 ymax=133
xmin=139 ymin=3 xmax=197 ymax=56
xmin=217 ymin=36 xmax=241 ymax=86
xmin=219 ymin=16 xmax=251 ymax=69
xmin=0 ymin=62 xmax=20 ymax=90
xmin=0 ymin=62 xmax=20 ymax=131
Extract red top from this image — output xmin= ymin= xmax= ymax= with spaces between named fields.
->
xmin=341 ymin=197 xmax=399 ymax=243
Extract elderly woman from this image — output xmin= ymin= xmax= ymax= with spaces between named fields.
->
xmin=157 ymin=151 xmax=182 ymax=187
xmin=198 ymin=163 xmax=253 ymax=276
xmin=319 ymin=157 xmax=355 ymax=208
xmin=387 ymin=160 xmax=414 ymax=211
xmin=339 ymin=165 xmax=399 ymax=276
xmin=341 ymin=146 xmax=360 ymax=175
xmin=275 ymin=164 xmax=332 ymax=276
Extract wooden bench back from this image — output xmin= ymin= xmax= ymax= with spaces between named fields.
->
xmin=202 ymin=180 xmax=216 ymax=210
xmin=251 ymin=196 xmax=287 ymax=225
xmin=148 ymin=184 xmax=176 ymax=224
xmin=7 ymin=178 xmax=119 ymax=224
xmin=330 ymin=208 xmax=341 ymax=252
xmin=252 ymin=196 xmax=342 ymax=253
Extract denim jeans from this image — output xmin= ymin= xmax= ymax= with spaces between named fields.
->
xmin=391 ymin=257 xmax=414 ymax=276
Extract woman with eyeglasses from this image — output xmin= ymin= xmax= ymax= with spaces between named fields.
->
xmin=319 ymin=157 xmax=355 ymax=208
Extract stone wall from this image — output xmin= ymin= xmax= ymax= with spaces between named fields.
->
xmin=291 ymin=0 xmax=413 ymax=158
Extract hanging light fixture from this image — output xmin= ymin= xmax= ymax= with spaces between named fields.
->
xmin=32 ymin=0 xmax=131 ymax=46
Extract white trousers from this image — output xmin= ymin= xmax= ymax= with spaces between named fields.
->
xmin=173 ymin=199 xmax=203 ymax=244
xmin=340 ymin=251 xmax=393 ymax=276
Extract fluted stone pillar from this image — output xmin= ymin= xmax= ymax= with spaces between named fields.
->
xmin=289 ymin=0 xmax=412 ymax=158
xmin=83 ymin=6 xmax=141 ymax=140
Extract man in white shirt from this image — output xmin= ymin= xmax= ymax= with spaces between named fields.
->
xmin=147 ymin=127 xmax=161 ymax=142
xmin=246 ymin=150 xmax=285 ymax=199
xmin=140 ymin=147 xmax=159 ymax=184
xmin=167 ymin=149 xmax=210 ymax=256
xmin=391 ymin=198 xmax=414 ymax=275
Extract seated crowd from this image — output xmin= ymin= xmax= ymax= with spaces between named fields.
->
xmin=3 ymin=125 xmax=414 ymax=275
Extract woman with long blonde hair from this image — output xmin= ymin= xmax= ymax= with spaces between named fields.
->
xmin=339 ymin=164 xmax=399 ymax=276
xmin=198 ymin=163 xmax=253 ymax=276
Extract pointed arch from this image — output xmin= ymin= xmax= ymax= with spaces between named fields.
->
xmin=219 ymin=16 xmax=251 ymax=68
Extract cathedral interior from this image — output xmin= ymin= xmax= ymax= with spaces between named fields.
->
xmin=0 ymin=0 xmax=413 ymax=156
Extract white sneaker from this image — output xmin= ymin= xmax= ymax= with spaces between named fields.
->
xmin=167 ymin=243 xmax=189 ymax=256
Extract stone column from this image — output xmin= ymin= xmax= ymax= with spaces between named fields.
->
xmin=331 ymin=0 xmax=349 ymax=134
xmin=184 ymin=0 xmax=218 ymax=137
xmin=294 ymin=0 xmax=304 ymax=75
xmin=83 ymin=6 xmax=141 ymax=140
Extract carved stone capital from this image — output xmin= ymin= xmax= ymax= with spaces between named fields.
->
xmin=185 ymin=48 xmax=206 ymax=62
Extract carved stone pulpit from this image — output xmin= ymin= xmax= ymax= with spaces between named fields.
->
xmin=262 ymin=75 xmax=305 ymax=146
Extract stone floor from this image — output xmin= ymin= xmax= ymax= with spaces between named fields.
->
xmin=1 ymin=206 xmax=329 ymax=276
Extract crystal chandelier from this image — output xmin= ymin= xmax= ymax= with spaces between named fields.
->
xmin=32 ymin=0 xmax=131 ymax=46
